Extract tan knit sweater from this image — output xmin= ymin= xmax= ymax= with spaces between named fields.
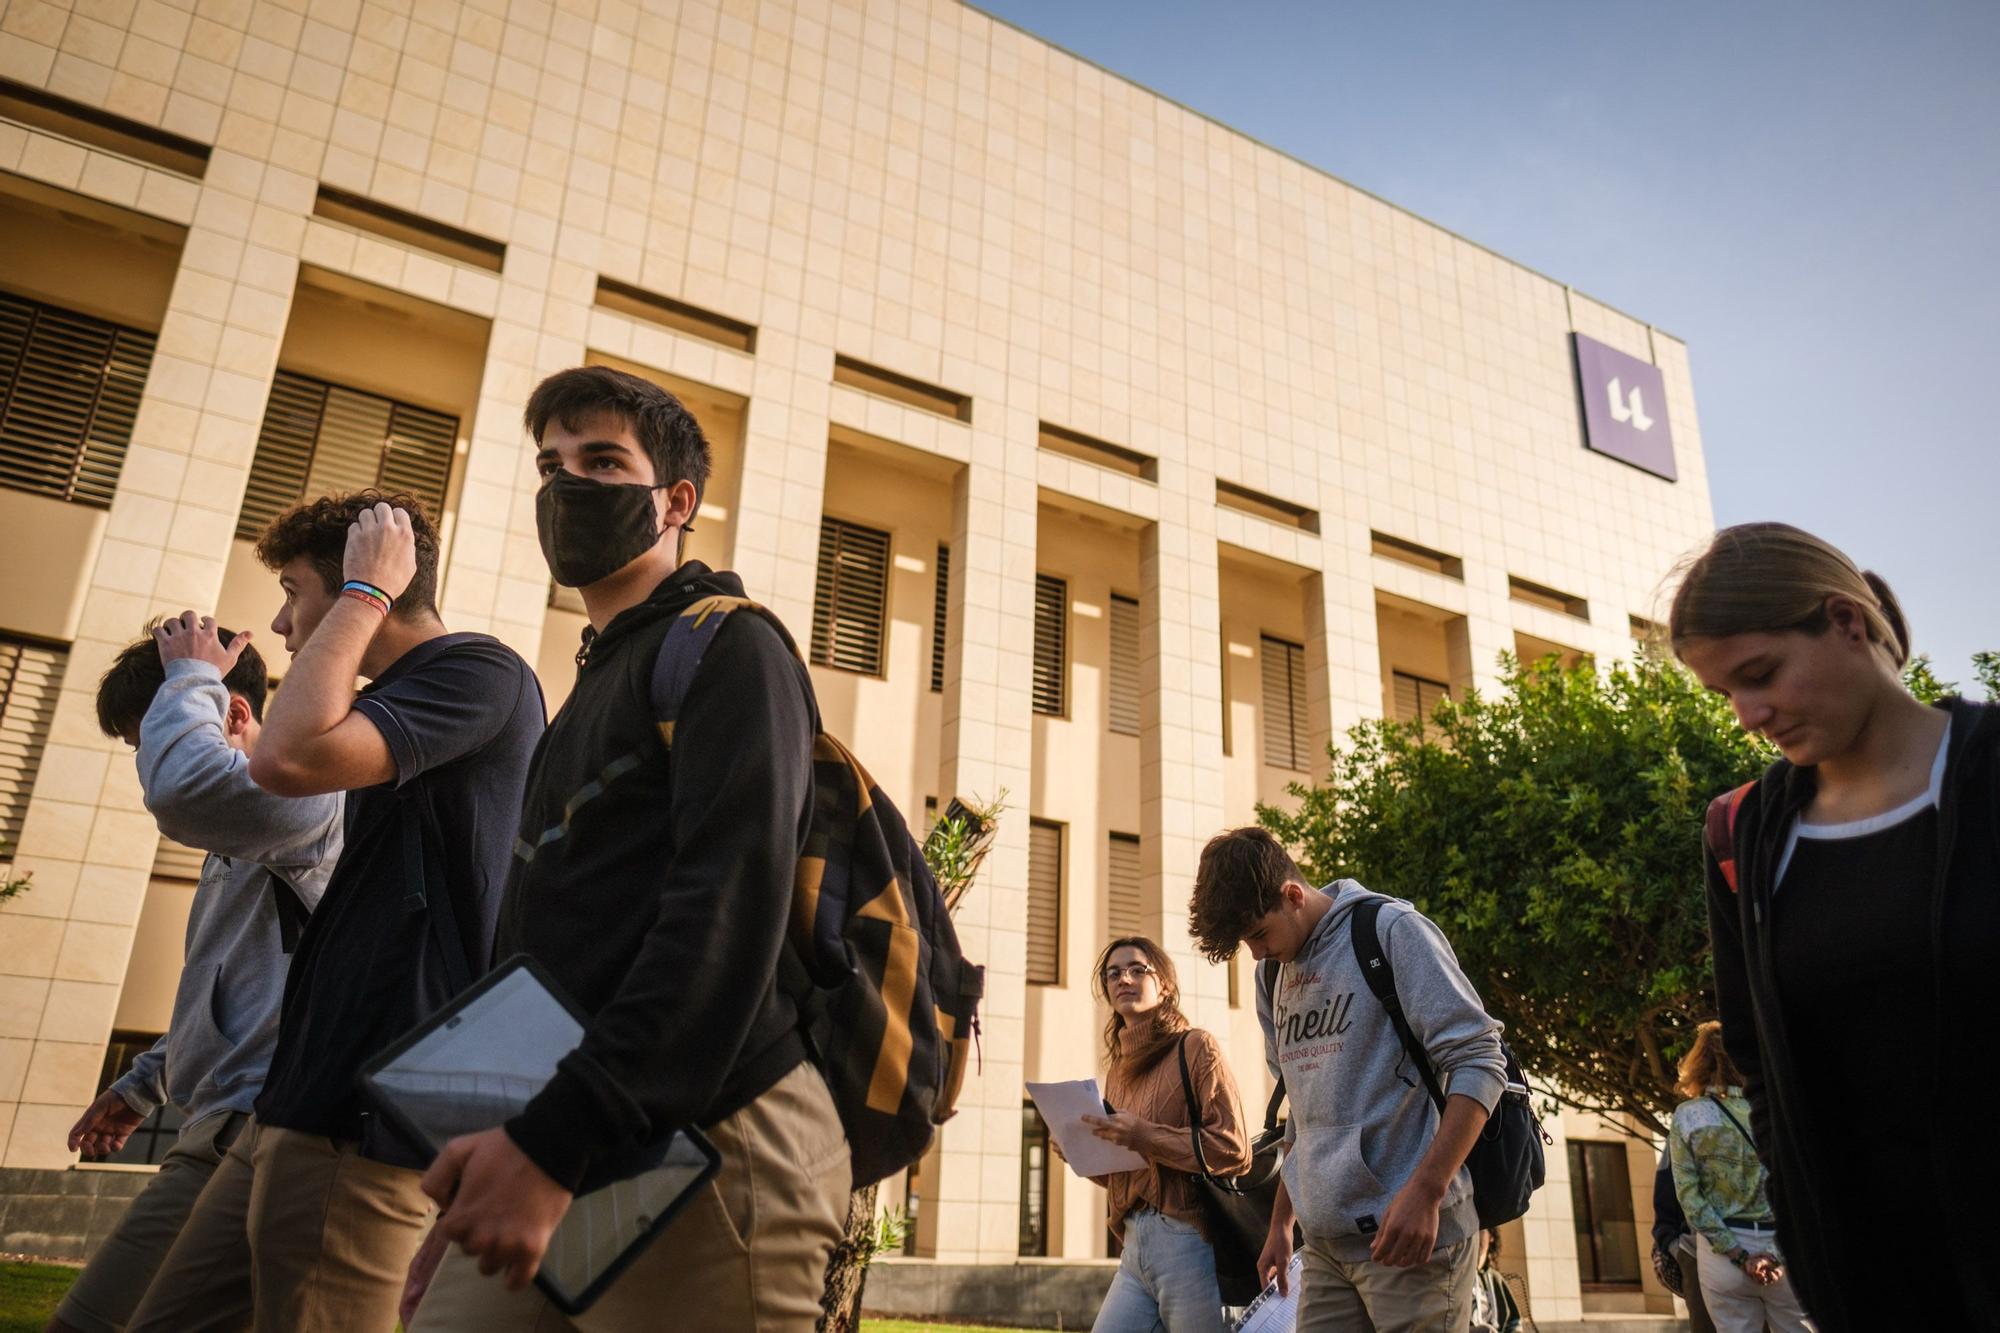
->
xmin=1100 ymin=1026 xmax=1252 ymax=1241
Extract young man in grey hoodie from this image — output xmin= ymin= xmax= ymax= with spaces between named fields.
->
xmin=1190 ymin=827 xmax=1505 ymax=1332
xmin=50 ymin=615 xmax=341 ymax=1333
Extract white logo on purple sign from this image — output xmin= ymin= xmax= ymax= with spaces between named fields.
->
xmin=1574 ymin=334 xmax=1675 ymax=482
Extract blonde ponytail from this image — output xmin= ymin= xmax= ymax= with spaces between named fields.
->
xmin=1669 ymin=523 xmax=1910 ymax=667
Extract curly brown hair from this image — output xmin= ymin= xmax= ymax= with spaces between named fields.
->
xmin=1092 ymin=936 xmax=1189 ymax=1069
xmin=1188 ymin=826 xmax=1304 ymax=963
xmin=253 ymin=489 xmax=441 ymax=620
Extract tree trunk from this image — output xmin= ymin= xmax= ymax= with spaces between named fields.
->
xmin=817 ymin=1181 xmax=879 ymax=1333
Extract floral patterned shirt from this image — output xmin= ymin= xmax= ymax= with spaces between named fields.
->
xmin=1670 ymin=1087 xmax=1779 ymax=1259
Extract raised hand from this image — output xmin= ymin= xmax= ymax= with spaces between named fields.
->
xmin=344 ymin=501 xmax=418 ymax=602
xmin=154 ymin=612 xmax=252 ymax=672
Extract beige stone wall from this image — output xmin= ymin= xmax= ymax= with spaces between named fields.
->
xmin=0 ymin=0 xmax=1713 ymax=1290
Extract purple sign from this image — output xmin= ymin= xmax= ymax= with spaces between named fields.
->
xmin=1573 ymin=333 xmax=1676 ymax=482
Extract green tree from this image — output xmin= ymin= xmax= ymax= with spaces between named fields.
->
xmin=1259 ymin=655 xmax=1770 ymax=1136
xmin=1905 ymin=652 xmax=2000 ymax=704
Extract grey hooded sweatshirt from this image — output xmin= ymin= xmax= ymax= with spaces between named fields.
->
xmin=1257 ymin=880 xmax=1505 ymax=1261
xmin=111 ymin=658 xmax=343 ymax=1131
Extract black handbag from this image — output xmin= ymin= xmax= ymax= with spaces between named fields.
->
xmin=1174 ymin=1033 xmax=1289 ymax=1306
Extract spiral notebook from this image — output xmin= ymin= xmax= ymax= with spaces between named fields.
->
xmin=361 ymin=955 xmax=719 ymax=1315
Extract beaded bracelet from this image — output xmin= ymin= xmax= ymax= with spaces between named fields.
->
xmin=340 ymin=587 xmax=390 ymax=618
xmin=341 ymin=580 xmax=394 ymax=615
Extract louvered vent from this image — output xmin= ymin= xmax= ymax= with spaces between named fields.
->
xmin=1107 ymin=832 xmax=1142 ymax=939
xmin=1108 ymin=594 xmax=1140 ymax=736
xmin=930 ymin=542 xmax=949 ymax=693
xmin=1392 ymin=671 xmax=1450 ymax=726
xmin=809 ymin=516 xmax=891 ymax=675
xmin=0 ymin=638 xmax=64 ymax=851
xmin=1259 ymin=634 xmax=1310 ymax=771
xmin=235 ymin=371 xmax=459 ymax=541
xmin=1032 ymin=574 xmax=1066 ymax=717
xmin=0 ymin=292 xmax=154 ymax=507
xmin=1026 ymin=819 xmax=1063 ymax=985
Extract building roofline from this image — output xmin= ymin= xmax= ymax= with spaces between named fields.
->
xmin=961 ymin=1 xmax=1682 ymax=346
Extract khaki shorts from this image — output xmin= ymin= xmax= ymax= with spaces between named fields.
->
xmin=127 ymin=1118 xmax=433 ymax=1333
xmin=54 ymin=1110 xmax=247 ymax=1333
xmin=410 ymin=1061 xmax=851 ymax=1333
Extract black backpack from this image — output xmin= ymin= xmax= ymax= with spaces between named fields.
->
xmin=651 ymin=595 xmax=984 ymax=1189
xmin=1350 ymin=896 xmax=1547 ymax=1229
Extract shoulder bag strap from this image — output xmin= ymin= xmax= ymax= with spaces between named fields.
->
xmin=1350 ymin=897 xmax=1446 ymax=1111
xmin=1174 ymin=1031 xmax=1221 ymax=1182
xmin=1704 ymin=781 xmax=1756 ymax=893
xmin=1705 ymin=1092 xmax=1755 ymax=1149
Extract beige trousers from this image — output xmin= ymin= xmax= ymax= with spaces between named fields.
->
xmin=1296 ymin=1232 xmax=1477 ymax=1333
xmin=126 ymin=1118 xmax=433 ymax=1332
xmin=54 ymin=1111 xmax=247 ymax=1333
xmin=410 ymin=1062 xmax=851 ymax=1333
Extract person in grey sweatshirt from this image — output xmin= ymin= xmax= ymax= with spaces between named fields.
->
xmin=49 ymin=614 xmax=341 ymax=1333
xmin=1190 ymin=827 xmax=1505 ymax=1333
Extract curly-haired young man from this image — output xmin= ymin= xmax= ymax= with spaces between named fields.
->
xmin=48 ymin=618 xmax=340 ymax=1333
xmin=130 ymin=491 xmax=543 ymax=1333
xmin=1189 ymin=827 xmax=1504 ymax=1333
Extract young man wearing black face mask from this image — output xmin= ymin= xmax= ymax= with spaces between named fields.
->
xmin=405 ymin=366 xmax=848 ymax=1332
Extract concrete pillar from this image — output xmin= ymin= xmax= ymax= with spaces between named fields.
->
xmin=1 ymin=147 xmax=313 ymax=1167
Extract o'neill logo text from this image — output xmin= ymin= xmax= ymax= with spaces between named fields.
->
xmin=1574 ymin=333 xmax=1676 ymax=482
xmin=1607 ymin=378 xmax=1654 ymax=432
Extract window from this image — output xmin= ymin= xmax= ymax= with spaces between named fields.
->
xmin=0 ymin=77 xmax=209 ymax=176
xmin=0 ymin=291 xmax=156 ymax=507
xmin=1259 ymin=635 xmax=1309 ymax=771
xmin=832 ymin=355 xmax=972 ymax=422
xmin=1509 ymin=575 xmax=1590 ymax=621
xmin=1019 ymin=1102 xmax=1051 ymax=1256
xmin=235 ymin=371 xmax=459 ymax=541
xmin=901 ymin=1157 xmax=923 ymax=1256
xmin=1391 ymin=671 xmax=1450 ymax=726
xmin=1026 ymin=819 xmax=1063 ymax=985
xmin=1032 ymin=574 xmax=1067 ymax=716
xmin=0 ymin=637 xmax=64 ymax=852
xmin=809 ymin=516 xmax=891 ymax=675
xmin=83 ymin=1031 xmax=181 ymax=1165
xmin=1370 ymin=531 xmax=1464 ymax=580
xmin=1216 ymin=479 xmax=1320 ymax=534
xmin=1107 ymin=594 xmax=1140 ymax=736
xmin=930 ymin=542 xmax=949 ymax=693
xmin=1569 ymin=1141 xmax=1642 ymax=1288
xmin=1038 ymin=422 xmax=1156 ymax=481
xmin=313 ymin=185 xmax=505 ymax=272
xmin=1106 ymin=832 xmax=1142 ymax=939
xmin=593 ymin=277 xmax=755 ymax=353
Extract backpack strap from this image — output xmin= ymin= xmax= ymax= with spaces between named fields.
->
xmin=650 ymin=595 xmax=804 ymax=749
xmin=1349 ymin=897 xmax=1447 ymax=1112
xmin=1258 ymin=958 xmax=1287 ymax=1131
xmin=1704 ymin=782 xmax=1756 ymax=893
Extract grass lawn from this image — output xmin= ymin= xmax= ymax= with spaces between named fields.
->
xmin=0 ymin=1263 xmax=1056 ymax=1333
xmin=1 ymin=1261 xmax=77 ymax=1332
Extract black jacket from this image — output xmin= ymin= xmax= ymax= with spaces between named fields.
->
xmin=1707 ymin=697 xmax=2000 ymax=1329
xmin=500 ymin=563 xmax=818 ymax=1191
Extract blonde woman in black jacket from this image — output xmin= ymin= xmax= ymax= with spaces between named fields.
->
xmin=1671 ymin=522 xmax=2000 ymax=1332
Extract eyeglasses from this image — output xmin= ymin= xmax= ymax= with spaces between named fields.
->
xmin=1103 ymin=963 xmax=1157 ymax=985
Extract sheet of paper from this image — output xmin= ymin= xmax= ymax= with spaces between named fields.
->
xmin=1026 ymin=1077 xmax=1147 ymax=1178
xmin=1233 ymin=1253 xmax=1304 ymax=1333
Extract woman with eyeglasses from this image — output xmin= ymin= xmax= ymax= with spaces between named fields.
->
xmin=1072 ymin=935 xmax=1252 ymax=1333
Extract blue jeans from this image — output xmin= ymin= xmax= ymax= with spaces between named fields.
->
xmin=1092 ymin=1208 xmax=1227 ymax=1333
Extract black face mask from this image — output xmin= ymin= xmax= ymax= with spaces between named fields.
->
xmin=536 ymin=470 xmax=685 ymax=588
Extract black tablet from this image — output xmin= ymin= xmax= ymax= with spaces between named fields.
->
xmin=361 ymin=955 xmax=720 ymax=1315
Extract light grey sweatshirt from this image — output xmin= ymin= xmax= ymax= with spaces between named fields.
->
xmin=1257 ymin=880 xmax=1506 ymax=1261
xmin=111 ymin=658 xmax=343 ymax=1131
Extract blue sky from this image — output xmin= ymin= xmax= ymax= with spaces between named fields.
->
xmin=976 ymin=0 xmax=1996 ymax=685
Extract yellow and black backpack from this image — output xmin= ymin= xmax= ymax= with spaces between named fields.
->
xmin=653 ymin=595 xmax=984 ymax=1188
